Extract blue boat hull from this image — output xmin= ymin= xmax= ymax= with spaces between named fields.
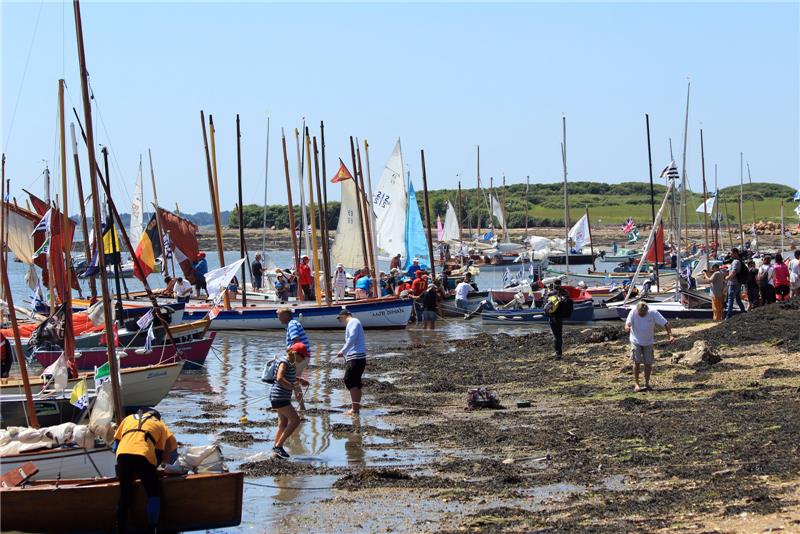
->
xmin=481 ymin=300 xmax=595 ymax=324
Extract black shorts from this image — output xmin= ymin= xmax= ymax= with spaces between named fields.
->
xmin=775 ymin=284 xmax=790 ymax=298
xmin=271 ymin=398 xmax=291 ymax=409
xmin=195 ymin=278 xmax=207 ymax=290
xmin=344 ymin=358 xmax=366 ymax=390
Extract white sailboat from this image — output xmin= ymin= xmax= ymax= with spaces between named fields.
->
xmin=441 ymin=201 xmax=460 ymax=243
xmin=372 ymin=139 xmax=408 ymax=260
xmin=331 ymin=171 xmax=366 ymax=270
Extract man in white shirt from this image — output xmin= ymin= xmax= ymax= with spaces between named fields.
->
xmin=174 ymin=277 xmax=194 ymax=304
xmin=624 ymin=302 xmax=675 ymax=392
xmin=789 ymin=250 xmax=800 ymax=298
xmin=454 ymin=278 xmax=474 ymax=313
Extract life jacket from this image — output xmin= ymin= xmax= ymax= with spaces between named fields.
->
xmin=120 ymin=412 xmax=158 ymax=446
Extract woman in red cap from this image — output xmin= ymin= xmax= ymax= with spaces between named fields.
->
xmin=270 ymin=342 xmax=309 ymax=459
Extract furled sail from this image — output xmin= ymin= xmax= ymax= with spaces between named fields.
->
xmin=129 ymin=164 xmax=144 ymax=250
xmin=372 ymin=139 xmax=407 ymax=259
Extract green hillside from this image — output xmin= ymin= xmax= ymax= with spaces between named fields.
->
xmin=229 ymin=181 xmax=797 ymax=229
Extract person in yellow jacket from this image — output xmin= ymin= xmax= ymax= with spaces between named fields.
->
xmin=114 ymin=408 xmax=177 ymax=534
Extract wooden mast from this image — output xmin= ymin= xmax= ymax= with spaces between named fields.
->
xmin=312 ymin=137 xmax=331 ymax=304
xmin=349 ymin=136 xmax=370 ymax=275
xmin=72 ymin=0 xmax=123 ymax=423
xmin=281 ymin=128 xmax=300 ymax=271
xmin=69 ymin=123 xmax=95 ymax=299
xmin=58 ymin=79 xmax=76 ymax=373
xmin=147 ymin=149 xmax=170 ymax=277
xmin=319 ymin=122 xmax=331 ymax=286
xmin=700 ymin=129 xmax=710 ymax=254
xmin=294 ymin=127 xmax=311 ymax=261
xmin=679 ymin=80 xmax=691 ymax=250
xmin=236 ymin=115 xmax=247 ymax=306
xmin=199 ymin=111 xmax=227 ymax=308
xmin=475 ymin=145 xmax=481 ymax=237
xmin=355 ymin=141 xmax=377 ymax=296
xmin=739 ymin=152 xmax=745 ymax=247
xmin=645 ymin=114 xmax=660 ymax=287
xmin=304 ymin=127 xmax=322 ymax=304
xmin=208 ymin=115 xmax=225 ymax=268
xmin=746 ymin=162 xmax=757 ymax=250
xmin=363 ymin=140 xmax=381 ymax=297
xmin=561 ymin=116 xmax=570 ymax=273
xmin=420 ymin=149 xmax=436 ymax=279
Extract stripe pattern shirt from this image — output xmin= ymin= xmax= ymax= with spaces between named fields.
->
xmin=340 ymin=318 xmax=366 ymax=361
xmin=269 ymin=357 xmax=296 ymax=403
xmin=285 ymin=319 xmax=310 ymax=355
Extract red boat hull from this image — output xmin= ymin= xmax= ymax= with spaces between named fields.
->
xmin=34 ymin=333 xmax=216 ymax=370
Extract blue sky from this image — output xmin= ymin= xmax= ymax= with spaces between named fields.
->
xmin=2 ymin=2 xmax=798 ymax=215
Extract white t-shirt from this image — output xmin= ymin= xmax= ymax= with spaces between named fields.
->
xmin=175 ymin=279 xmax=193 ymax=298
xmin=625 ymin=309 xmax=668 ymax=347
xmin=788 ymin=258 xmax=800 ymax=288
xmin=758 ymin=263 xmax=774 ymax=286
xmin=455 ymin=282 xmax=473 ymax=301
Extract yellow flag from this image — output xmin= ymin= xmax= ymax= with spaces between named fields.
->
xmin=70 ymin=378 xmax=89 ymax=409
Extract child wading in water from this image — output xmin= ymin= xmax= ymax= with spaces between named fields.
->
xmin=271 ymin=342 xmax=309 ymax=459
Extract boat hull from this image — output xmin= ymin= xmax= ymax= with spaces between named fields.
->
xmin=547 ymin=253 xmax=596 ymax=265
xmin=1 ymin=447 xmax=116 ymax=480
xmin=481 ymin=299 xmax=595 ymax=324
xmin=183 ymin=298 xmax=413 ymax=330
xmin=34 ymin=333 xmax=216 ymax=370
xmin=0 ymin=395 xmax=93 ymax=428
xmin=0 ymin=472 xmax=244 ymax=532
xmin=613 ymin=301 xmax=740 ymax=320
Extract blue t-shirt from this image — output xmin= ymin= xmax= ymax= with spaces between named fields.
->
xmin=193 ymin=259 xmax=208 ymax=277
xmin=285 ymin=319 xmax=310 ymax=355
xmin=355 ymin=276 xmax=372 ymax=292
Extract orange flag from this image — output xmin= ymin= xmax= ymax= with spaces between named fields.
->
xmin=331 ymin=159 xmax=354 ymax=183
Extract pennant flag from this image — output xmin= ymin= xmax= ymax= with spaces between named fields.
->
xmin=209 ymin=304 xmax=221 ymax=320
xmin=40 ymin=353 xmax=69 ymax=392
xmin=568 ymin=214 xmax=591 ymax=250
xmin=31 ymin=234 xmax=51 ymax=260
xmin=659 ymin=161 xmax=680 ymax=180
xmin=136 ymin=308 xmax=154 ymax=330
xmin=205 ymin=258 xmax=246 ymax=305
xmin=621 ymin=217 xmax=636 ymax=235
xmin=70 ymin=378 xmax=89 ymax=409
xmin=502 ymin=267 xmax=512 ymax=286
xmin=134 ymin=215 xmax=162 ymax=281
xmin=31 ymin=208 xmax=52 ymax=236
xmin=696 ymin=196 xmax=716 ymax=214
xmin=163 ymin=231 xmax=172 ymax=259
xmin=331 ymin=159 xmax=354 ymax=183
xmin=81 ymin=248 xmax=100 ymax=278
xmin=144 ymin=323 xmax=156 ymax=353
xmin=94 ymin=362 xmax=111 ymax=384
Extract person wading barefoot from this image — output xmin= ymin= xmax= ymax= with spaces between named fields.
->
xmin=270 ymin=343 xmax=309 ymax=459
xmin=336 ymin=309 xmax=366 ymax=415
xmin=624 ymin=301 xmax=675 ymax=392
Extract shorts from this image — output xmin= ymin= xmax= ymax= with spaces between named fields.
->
xmin=630 ymin=344 xmax=655 ymax=365
xmin=344 ymin=358 xmax=366 ymax=390
xmin=775 ymin=284 xmax=790 ymax=299
xmin=270 ymin=398 xmax=291 ymax=409
xmin=422 ymin=310 xmax=438 ymax=322
xmin=253 ymin=276 xmax=263 ymax=289
xmin=195 ymin=279 xmax=207 ymax=290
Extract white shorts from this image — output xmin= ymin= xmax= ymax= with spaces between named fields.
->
xmin=630 ymin=344 xmax=655 ymax=365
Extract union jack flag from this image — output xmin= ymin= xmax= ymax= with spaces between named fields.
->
xmin=621 ymin=217 xmax=636 ymax=235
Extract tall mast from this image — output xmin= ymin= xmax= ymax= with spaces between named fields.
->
xmin=679 ymin=80 xmax=691 ymax=254
xmin=43 ymin=165 xmax=56 ymax=311
xmin=561 ymin=115 xmax=570 ymax=273
xmin=746 ymin=162 xmax=757 ymax=251
xmin=349 ymin=136 xmax=369 ymax=276
xmin=355 ymin=140 xmax=377 ymax=296
xmin=312 ymin=137 xmax=331 ymax=304
xmin=208 ymin=115 xmax=225 ymax=267
xmin=261 ymin=115 xmax=270 ymax=256
xmin=363 ymin=140 xmax=380 ymax=297
xmin=304 ymin=127 xmax=322 ymax=304
xmin=200 ymin=112 xmax=228 ymax=308
xmin=420 ymin=149 xmax=436 ymax=279
xmin=714 ymin=164 xmax=720 ymax=253
xmin=102 ymin=147 xmax=127 ymax=320
xmin=281 ymin=129 xmax=300 ymax=271
xmin=236 ymin=115 xmax=247 ymax=306
xmin=147 ymin=149 xmax=170 ymax=277
xmin=69 ymin=123 xmax=95 ymax=298
xmin=501 ymin=175 xmax=509 ymax=242
xmin=58 ymin=79 xmax=76 ymax=372
xmin=72 ymin=0 xmax=123 ymax=423
xmin=739 ymin=152 xmax=745 ymax=247
xmin=645 ymin=114 xmax=660 ymax=287
xmin=700 ymin=129 xmax=710 ymax=254
xmin=457 ymin=180 xmax=464 ymax=244
xmin=475 ymin=145 xmax=481 ymax=237
xmin=294 ymin=126 xmax=311 ymax=259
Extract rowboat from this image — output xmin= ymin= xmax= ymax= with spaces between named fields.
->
xmin=34 ymin=333 xmax=216 ymax=370
xmin=1 ymin=446 xmax=116 ymax=480
xmin=546 ymin=252 xmax=597 ymax=265
xmin=600 ymin=249 xmax=642 ymax=262
xmin=546 ymin=268 xmax=678 ymax=287
xmin=181 ymin=297 xmax=413 ymax=330
xmin=1 ymin=361 xmax=185 ymax=409
xmin=612 ymin=300 xmax=741 ymax=320
xmin=0 ymin=471 xmax=244 ymax=532
xmin=1 ymin=393 xmax=95 ymax=428
xmin=482 ymin=298 xmax=595 ymax=324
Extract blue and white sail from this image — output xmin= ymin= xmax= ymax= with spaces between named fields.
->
xmin=404 ymin=180 xmax=430 ymax=270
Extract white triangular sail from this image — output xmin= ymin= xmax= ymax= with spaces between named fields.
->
xmin=695 ymin=196 xmax=716 ymax=214
xmin=332 ymin=178 xmax=366 ymax=269
xmin=441 ymin=201 xmax=460 ymax=242
xmin=130 ymin=163 xmax=144 ymax=251
xmin=491 ymin=195 xmax=505 ymax=229
xmin=568 ymin=214 xmax=591 ymax=250
xmin=372 ymin=139 xmax=407 ymax=259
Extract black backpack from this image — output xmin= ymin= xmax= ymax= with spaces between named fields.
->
xmin=556 ymin=295 xmax=574 ymax=318
xmin=735 ymin=260 xmax=749 ymax=285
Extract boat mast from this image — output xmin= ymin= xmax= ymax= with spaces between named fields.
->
xmin=261 ymin=115 xmax=270 ymax=257
xmin=475 ymin=145 xmax=481 ymax=238
xmin=355 ymin=140 xmax=377 ymax=296
xmin=645 ymin=114 xmax=660 ymax=288
xmin=72 ymin=0 xmax=123 ymax=423
xmin=236 ymin=115 xmax=247 ymax=306
xmin=700 ymin=129 xmax=710 ymax=254
xmin=101 ymin=148 xmax=126 ymax=323
xmin=561 ymin=115 xmax=570 ymax=274
xmin=58 ymin=79 xmax=76 ymax=372
xmin=679 ymin=80 xmax=691 ymax=250
xmin=420 ymin=149 xmax=436 ymax=279
xmin=304 ymin=127 xmax=322 ymax=304
xmin=739 ymin=152 xmax=745 ymax=247
xmin=349 ymin=137 xmax=369 ymax=273
xmin=147 ymin=149 xmax=171 ymax=277
xmin=313 ymin=136 xmax=332 ymax=304
xmin=69 ymin=123 xmax=95 ymax=298
xmin=502 ymin=175 xmax=509 ymax=242
xmin=746 ymin=161 xmax=757 ymax=251
xmin=295 ymin=126 xmax=311 ymax=260
xmin=362 ymin=140 xmax=380 ymax=297
xmin=281 ymin=128 xmax=300 ymax=272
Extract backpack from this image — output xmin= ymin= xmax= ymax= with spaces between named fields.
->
xmin=544 ymin=295 xmax=560 ymax=316
xmin=556 ymin=296 xmax=574 ymax=318
xmin=261 ymin=357 xmax=279 ymax=384
xmin=735 ymin=260 xmax=749 ymax=285
xmin=465 ymin=388 xmax=500 ymax=410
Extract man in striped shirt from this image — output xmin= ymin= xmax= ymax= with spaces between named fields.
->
xmin=278 ymin=308 xmax=310 ymax=410
xmin=336 ymin=309 xmax=366 ymax=415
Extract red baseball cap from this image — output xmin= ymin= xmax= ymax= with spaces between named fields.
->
xmin=288 ymin=342 xmax=309 ymax=359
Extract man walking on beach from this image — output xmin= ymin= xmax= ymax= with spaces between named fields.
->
xmin=278 ymin=307 xmax=310 ymax=411
xmin=336 ymin=309 xmax=366 ymax=415
xmin=546 ymin=281 xmax=568 ymax=358
xmin=724 ymin=247 xmax=747 ymax=319
xmin=624 ymin=302 xmax=675 ymax=392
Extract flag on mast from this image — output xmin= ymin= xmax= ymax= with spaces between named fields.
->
xmin=331 ymin=159 xmax=354 ymax=183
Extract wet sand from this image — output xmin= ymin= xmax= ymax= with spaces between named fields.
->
xmin=160 ymin=298 xmax=799 ymax=533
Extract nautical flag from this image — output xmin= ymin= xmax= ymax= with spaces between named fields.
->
xmin=31 ymin=234 xmax=51 ymax=260
xmin=568 ymin=214 xmax=591 ymax=250
xmin=81 ymin=248 xmax=100 ymax=278
xmin=31 ymin=208 xmax=52 ymax=236
xmin=205 ymin=258 xmax=246 ymax=305
xmin=621 ymin=217 xmax=636 ymax=235
xmin=696 ymin=196 xmax=716 ymax=214
xmin=481 ymin=229 xmax=494 ymax=241
xmin=503 ymin=267 xmax=512 ymax=286
xmin=133 ymin=215 xmax=162 ymax=281
xmin=331 ymin=159 xmax=354 ymax=183
xmin=209 ymin=305 xmax=221 ymax=320
xmin=659 ymin=161 xmax=680 ymax=181
xmin=163 ymin=231 xmax=172 ymax=259
xmin=136 ymin=308 xmax=154 ymax=330
xmin=40 ymin=353 xmax=69 ymax=392
xmin=144 ymin=323 xmax=156 ymax=353
xmin=70 ymin=378 xmax=89 ymax=409
xmin=94 ymin=362 xmax=111 ymax=384
xmin=627 ymin=228 xmax=640 ymax=243
xmin=102 ymin=223 xmax=122 ymax=263
xmin=30 ymin=281 xmax=44 ymax=316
